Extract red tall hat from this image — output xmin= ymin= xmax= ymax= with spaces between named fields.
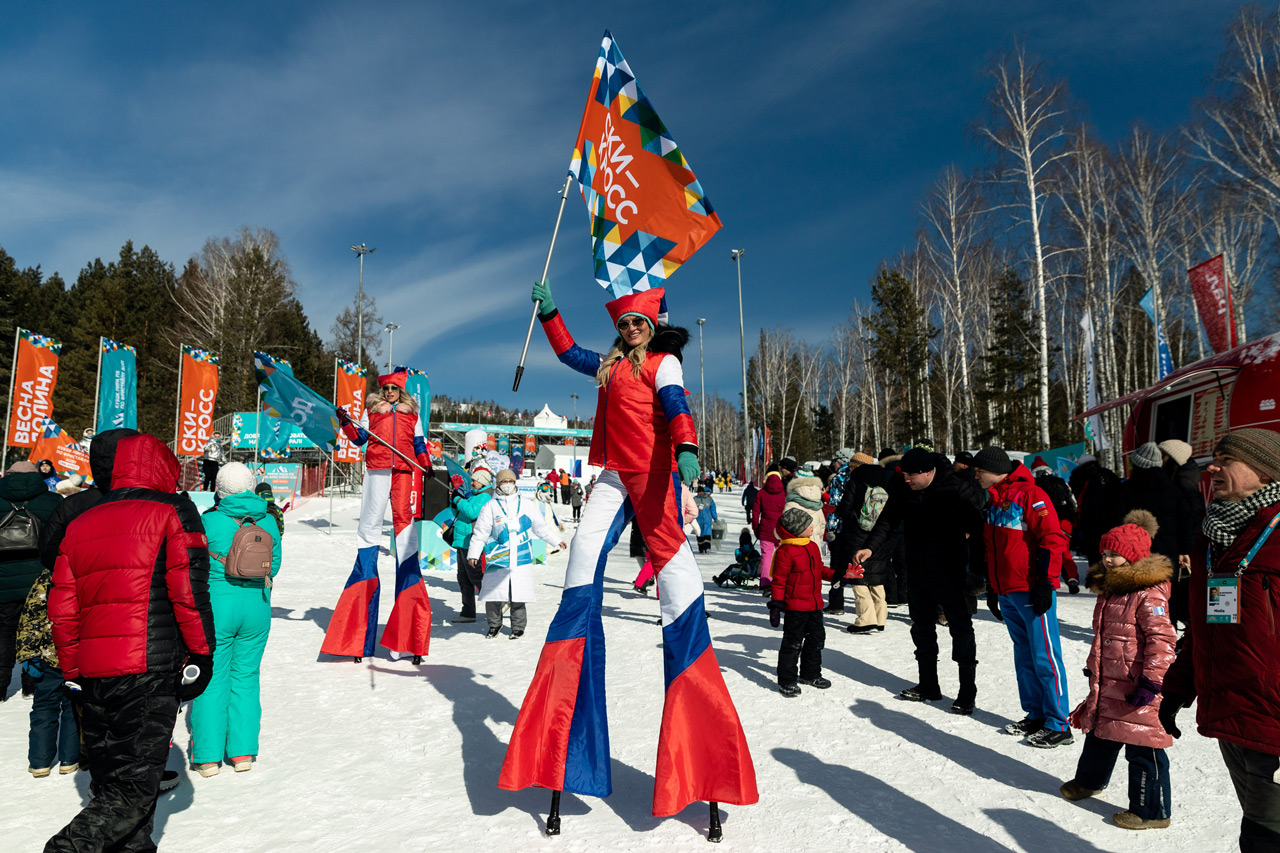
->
xmin=378 ymin=369 xmax=408 ymax=390
xmin=605 ymin=287 xmax=665 ymax=330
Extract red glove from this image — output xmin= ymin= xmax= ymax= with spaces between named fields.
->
xmin=845 ymin=562 xmax=865 ymax=580
xmin=335 ymin=406 xmax=352 ymax=427
xmin=450 ymin=474 xmax=465 ymax=491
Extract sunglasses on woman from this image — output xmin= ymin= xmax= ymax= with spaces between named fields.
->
xmin=617 ymin=317 xmax=648 ymax=331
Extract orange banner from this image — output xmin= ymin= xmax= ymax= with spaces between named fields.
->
xmin=176 ymin=345 xmax=219 ymax=457
xmin=334 ymin=359 xmax=367 ymax=463
xmin=31 ymin=418 xmax=91 ymax=479
xmin=524 ymin=435 xmax=536 ymax=455
xmin=6 ymin=330 xmax=61 ymax=449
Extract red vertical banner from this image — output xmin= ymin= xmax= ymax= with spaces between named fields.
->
xmin=334 ymin=359 xmax=367 ymax=463
xmin=1188 ymin=255 xmax=1237 ymax=353
xmin=524 ymin=435 xmax=537 ymax=456
xmin=176 ymin=345 xmax=219 ymax=456
xmin=6 ymin=329 xmax=61 ymax=448
xmin=31 ymin=418 xmax=91 ymax=478
xmin=763 ymin=427 xmax=773 ymax=467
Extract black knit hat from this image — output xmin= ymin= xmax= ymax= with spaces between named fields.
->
xmin=899 ymin=447 xmax=937 ymax=474
xmin=878 ymin=447 xmax=897 ymax=461
xmin=972 ymin=446 xmax=1014 ymax=475
xmin=954 ymin=451 xmax=974 ymax=466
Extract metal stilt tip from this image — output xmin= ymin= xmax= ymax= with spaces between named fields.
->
xmin=546 ymin=790 xmax=562 ymax=836
xmin=513 ymin=365 xmax=525 ymax=392
xmin=708 ymin=801 xmax=722 ymax=843
xmin=352 ymin=657 xmax=362 ymax=664
xmin=411 ymin=655 xmax=423 ymax=665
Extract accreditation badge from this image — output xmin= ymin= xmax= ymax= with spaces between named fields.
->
xmin=1207 ymin=575 xmax=1240 ymax=624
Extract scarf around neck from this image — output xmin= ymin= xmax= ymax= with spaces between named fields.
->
xmin=1203 ymin=481 xmax=1280 ymax=563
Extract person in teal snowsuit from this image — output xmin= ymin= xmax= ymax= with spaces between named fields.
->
xmin=450 ymin=467 xmax=493 ymax=623
xmin=190 ymin=462 xmax=282 ymax=776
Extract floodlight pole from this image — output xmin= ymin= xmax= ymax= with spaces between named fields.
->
xmin=351 ymin=243 xmax=376 ymax=371
xmin=731 ymin=250 xmax=750 ymax=483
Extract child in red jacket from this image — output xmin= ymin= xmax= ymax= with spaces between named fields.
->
xmin=769 ymin=508 xmax=856 ymax=696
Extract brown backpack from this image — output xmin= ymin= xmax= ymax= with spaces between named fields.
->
xmin=211 ymin=517 xmax=274 ymax=582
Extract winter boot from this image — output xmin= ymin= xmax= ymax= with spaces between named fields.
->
xmin=486 ymin=627 xmax=501 ymax=639
xmin=1060 ymin=780 xmax=1106 ymax=801
xmin=952 ymin=662 xmax=977 ymax=715
xmin=1026 ymin=728 xmax=1074 ymax=749
xmin=1002 ymin=717 xmax=1044 ymax=736
xmin=1112 ymin=811 xmax=1170 ymax=830
xmin=510 ymin=630 xmax=524 ymax=639
xmin=411 ymin=655 xmax=423 ymax=665
xmin=195 ymin=763 xmax=220 ymax=778
xmin=901 ymin=660 xmax=941 ymax=702
xmin=847 ymin=624 xmax=880 ymax=635
xmin=778 ymin=683 xmax=801 ymax=698
xmin=799 ymin=676 xmax=832 ymax=689
xmin=231 ymin=756 xmax=252 ymax=772
xmin=29 ymin=766 xmax=51 ymax=778
xmin=59 ymin=762 xmax=79 ymax=775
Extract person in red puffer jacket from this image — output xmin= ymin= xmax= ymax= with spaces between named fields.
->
xmin=769 ymin=508 xmax=853 ymax=697
xmin=1162 ymin=430 xmax=1280 ymax=851
xmin=752 ymin=467 xmax=787 ymax=592
xmin=46 ymin=433 xmax=214 ymax=852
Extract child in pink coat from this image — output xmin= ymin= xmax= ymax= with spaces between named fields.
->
xmin=1061 ymin=510 xmax=1177 ymax=831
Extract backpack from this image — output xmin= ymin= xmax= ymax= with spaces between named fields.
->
xmin=0 ymin=500 xmax=40 ymax=553
xmin=857 ymin=486 xmax=889 ymax=531
xmin=210 ymin=517 xmax=274 ymax=581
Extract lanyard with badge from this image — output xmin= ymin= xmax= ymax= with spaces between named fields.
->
xmin=1208 ymin=512 xmax=1280 ymax=624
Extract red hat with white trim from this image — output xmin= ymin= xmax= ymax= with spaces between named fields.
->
xmin=605 ymin=287 xmax=665 ymax=332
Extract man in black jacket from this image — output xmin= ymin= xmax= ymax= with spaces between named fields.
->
xmin=855 ymin=448 xmax=987 ymax=713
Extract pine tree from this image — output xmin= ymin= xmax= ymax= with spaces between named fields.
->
xmin=862 ymin=267 xmax=935 ymax=445
xmin=976 ymin=268 xmax=1039 ymax=447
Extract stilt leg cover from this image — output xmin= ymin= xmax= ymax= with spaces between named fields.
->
xmin=380 ymin=470 xmax=432 ymax=656
xmin=653 ymin=595 xmax=759 ymax=816
xmin=499 ymin=499 xmax=629 ymax=797
xmin=322 ymin=546 xmax=381 ymax=658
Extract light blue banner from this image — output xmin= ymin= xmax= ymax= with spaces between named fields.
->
xmin=402 ymin=367 xmax=431 ymax=438
xmin=253 ymin=351 xmax=339 ymax=452
xmin=97 ymin=338 xmax=137 ymax=431
xmin=1139 ymin=288 xmax=1174 ymax=379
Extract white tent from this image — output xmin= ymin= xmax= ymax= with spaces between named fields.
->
xmin=533 ymin=404 xmax=568 ymax=430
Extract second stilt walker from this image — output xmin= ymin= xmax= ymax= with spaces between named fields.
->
xmin=322 ymin=370 xmax=434 ymax=663
xmin=499 ymin=280 xmax=758 ymax=818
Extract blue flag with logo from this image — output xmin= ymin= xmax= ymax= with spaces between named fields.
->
xmin=399 ymin=366 xmax=431 ymax=438
xmin=97 ymin=338 xmax=137 ymax=431
xmin=254 ymin=352 xmax=339 ymax=452
xmin=1139 ymin=288 xmax=1174 ymax=379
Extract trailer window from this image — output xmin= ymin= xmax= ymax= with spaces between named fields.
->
xmin=1153 ymin=395 xmax=1192 ymax=443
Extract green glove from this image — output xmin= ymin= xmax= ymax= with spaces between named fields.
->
xmin=531 ymin=279 xmax=556 ymax=315
xmin=677 ymin=451 xmax=700 ymax=486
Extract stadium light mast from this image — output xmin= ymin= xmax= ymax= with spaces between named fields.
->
xmin=350 ymin=243 xmax=377 ymax=369
xmin=731 ymin=249 xmax=750 ymax=483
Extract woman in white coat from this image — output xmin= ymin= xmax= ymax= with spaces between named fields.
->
xmin=467 ymin=469 xmax=567 ymax=638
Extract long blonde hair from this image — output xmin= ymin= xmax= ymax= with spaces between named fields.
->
xmin=367 ymin=387 xmax=419 ymax=414
xmin=595 ymin=339 xmax=650 ymax=386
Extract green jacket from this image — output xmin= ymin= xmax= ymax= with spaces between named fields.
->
xmin=202 ymin=491 xmax=282 ymax=592
xmin=16 ymin=565 xmax=57 ymax=669
xmin=451 ymin=489 xmax=492 ymax=549
xmin=0 ymin=471 xmax=63 ymax=603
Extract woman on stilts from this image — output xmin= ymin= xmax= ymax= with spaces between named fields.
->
xmin=322 ymin=370 xmax=434 ymax=664
xmin=499 ymin=280 xmax=758 ymax=834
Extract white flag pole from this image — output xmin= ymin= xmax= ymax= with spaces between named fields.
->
xmin=174 ymin=344 xmax=185 ymax=447
xmin=92 ymin=336 xmax=104 ymax=433
xmin=2 ymin=327 xmax=21 ymax=470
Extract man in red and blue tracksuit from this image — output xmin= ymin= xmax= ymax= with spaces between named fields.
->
xmin=972 ymin=447 xmax=1073 ymax=749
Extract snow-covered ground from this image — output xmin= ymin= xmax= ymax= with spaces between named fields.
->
xmin=2 ymin=493 xmax=1238 ymax=851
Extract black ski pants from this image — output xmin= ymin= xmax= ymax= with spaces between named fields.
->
xmin=457 ymin=554 xmax=483 ymax=619
xmin=827 ymin=541 xmax=850 ymax=611
xmin=45 ymin=672 xmax=180 ymax=853
xmin=0 ymin=599 xmax=21 ymax=697
xmin=200 ymin=460 xmax=219 ymax=491
xmin=777 ymin=609 xmax=824 ymax=686
xmin=907 ymin=570 xmax=976 ymax=675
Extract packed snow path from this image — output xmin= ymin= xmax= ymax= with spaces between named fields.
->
xmin=3 ymin=493 xmax=1237 ymax=851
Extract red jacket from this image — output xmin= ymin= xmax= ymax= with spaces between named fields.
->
xmin=982 ymin=463 xmax=1069 ymax=594
xmin=49 ymin=434 xmax=215 ymax=680
xmin=1164 ymin=504 xmax=1280 ymax=755
xmin=751 ymin=473 xmax=787 ymax=544
xmin=540 ymin=311 xmax=697 ymax=473
xmin=340 ymin=403 xmax=431 ymax=472
xmin=770 ymin=536 xmax=834 ymax=611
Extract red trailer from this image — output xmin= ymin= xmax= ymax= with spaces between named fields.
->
xmin=1078 ymin=332 xmax=1280 ymax=470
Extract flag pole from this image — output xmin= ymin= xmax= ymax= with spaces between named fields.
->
xmin=254 ymin=386 xmax=262 ymax=474
xmin=329 ymin=357 xmax=337 ymax=534
xmin=92 ymin=336 xmax=103 ymax=433
xmin=174 ymin=344 xmax=185 ymax=446
xmin=513 ymin=174 xmax=573 ymax=392
xmin=2 ymin=327 xmax=20 ymax=470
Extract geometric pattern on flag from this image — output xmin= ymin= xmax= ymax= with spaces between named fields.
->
xmin=22 ymin=329 xmax=62 ymax=353
xmin=100 ymin=337 xmax=136 ymax=354
xmin=182 ymin=344 xmax=218 ymax=364
xmin=568 ymin=30 xmax=721 ymax=300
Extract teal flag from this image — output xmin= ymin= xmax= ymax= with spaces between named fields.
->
xmin=97 ymin=338 xmax=137 ymax=431
xmin=400 ymin=366 xmax=431 ymax=437
xmin=254 ymin=351 xmax=339 ymax=452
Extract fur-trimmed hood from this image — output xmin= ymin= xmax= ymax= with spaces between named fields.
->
xmin=1086 ymin=554 xmax=1174 ymax=596
xmin=609 ymin=324 xmax=689 ymax=361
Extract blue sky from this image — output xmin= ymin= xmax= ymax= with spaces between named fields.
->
xmin=0 ymin=1 xmax=1245 ymax=420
